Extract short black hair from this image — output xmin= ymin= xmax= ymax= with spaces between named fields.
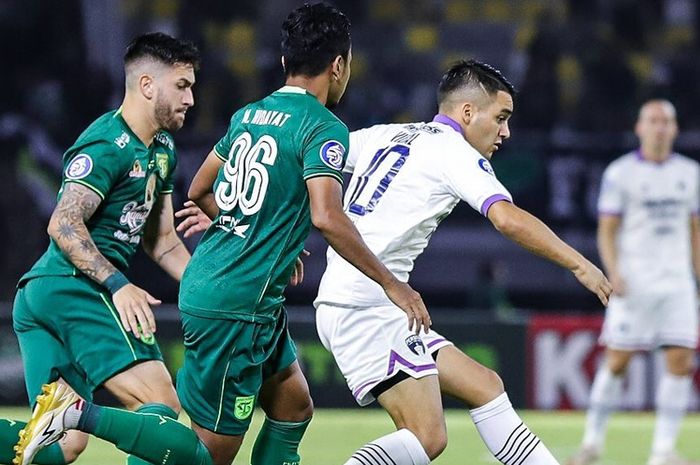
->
xmin=124 ymin=32 xmax=200 ymax=70
xmin=437 ymin=59 xmax=515 ymax=106
xmin=281 ymin=3 xmax=351 ymax=77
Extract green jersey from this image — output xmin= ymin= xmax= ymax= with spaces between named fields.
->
xmin=179 ymin=86 xmax=349 ymax=322
xmin=21 ymin=108 xmax=177 ymax=282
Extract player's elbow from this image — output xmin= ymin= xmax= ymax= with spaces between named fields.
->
xmin=311 ymin=208 xmax=335 ymax=233
xmin=46 ymin=212 xmax=63 ymax=242
xmin=187 ymin=179 xmax=209 ymax=204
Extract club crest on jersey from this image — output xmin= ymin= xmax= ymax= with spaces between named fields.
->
xmin=156 ymin=153 xmax=169 ymax=179
xmin=129 ymin=160 xmax=146 ymax=178
xmin=478 ymin=158 xmax=495 ymax=175
xmin=405 ymin=335 xmax=426 ymax=356
xmin=320 ymin=140 xmax=346 ymax=170
xmin=65 ymin=154 xmax=93 ymax=180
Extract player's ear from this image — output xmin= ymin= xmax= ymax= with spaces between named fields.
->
xmin=139 ymin=74 xmax=155 ymax=100
xmin=331 ymin=55 xmax=343 ymax=82
xmin=461 ymin=102 xmax=474 ymax=125
xmin=281 ymin=56 xmax=287 ymax=73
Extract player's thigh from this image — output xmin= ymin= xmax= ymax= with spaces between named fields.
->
xmin=102 ymin=360 xmax=179 ymax=411
xmin=663 ymin=346 xmax=696 ymax=376
xmin=605 ymin=347 xmax=636 ymax=375
xmin=259 ymin=314 xmax=312 ymax=421
xmin=177 ymin=312 xmax=280 ymax=437
xmin=13 ymin=279 xmax=92 ymax=403
xmin=435 ymin=345 xmax=504 ymax=408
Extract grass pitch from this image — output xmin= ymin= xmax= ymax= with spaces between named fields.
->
xmin=2 ymin=407 xmax=699 ymax=464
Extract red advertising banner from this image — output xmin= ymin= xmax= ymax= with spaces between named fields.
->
xmin=526 ymin=314 xmax=700 ymax=410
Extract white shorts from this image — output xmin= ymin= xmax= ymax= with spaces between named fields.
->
xmin=600 ymin=288 xmax=699 ymax=350
xmin=316 ymin=302 xmax=453 ymax=406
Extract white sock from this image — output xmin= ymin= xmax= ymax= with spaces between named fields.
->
xmin=469 ymin=392 xmax=559 ymax=465
xmin=344 ymin=428 xmax=430 ymax=465
xmin=651 ymin=373 xmax=692 ymax=456
xmin=581 ymin=366 xmax=622 ymax=451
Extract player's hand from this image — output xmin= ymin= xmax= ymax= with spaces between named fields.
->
xmin=112 ymin=284 xmax=161 ymax=339
xmin=609 ymin=271 xmax=627 ymax=296
xmin=289 ymin=249 xmax=311 ymax=286
xmin=383 ymin=279 xmax=431 ymax=334
xmin=572 ymin=261 xmax=613 ymax=306
xmin=175 ymin=200 xmax=212 ymax=238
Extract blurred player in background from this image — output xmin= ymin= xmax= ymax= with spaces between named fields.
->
xmin=314 ymin=59 xmax=612 ymax=465
xmin=569 ymin=100 xmax=699 ymax=465
xmin=14 ymin=4 xmax=428 ymax=465
xmin=6 ymin=32 xmax=198 ymax=465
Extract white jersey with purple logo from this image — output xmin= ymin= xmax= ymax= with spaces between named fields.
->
xmin=598 ymin=151 xmax=700 ymax=292
xmin=315 ymin=116 xmax=512 ymax=307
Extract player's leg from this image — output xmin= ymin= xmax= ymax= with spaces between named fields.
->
xmin=435 ymin=345 xmax=559 ymax=465
xmin=252 ymin=314 xmax=313 ymax=465
xmin=648 ymin=346 xmax=697 ymax=465
xmin=5 ymin=278 xmax=89 ymax=464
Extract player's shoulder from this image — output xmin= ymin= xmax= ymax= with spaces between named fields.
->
xmin=670 ymin=152 xmax=699 ymax=170
xmin=71 ymin=110 xmax=133 ymax=155
xmin=604 ymin=151 xmax=638 ymax=175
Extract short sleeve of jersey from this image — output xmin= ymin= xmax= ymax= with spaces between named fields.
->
xmin=597 ymin=164 xmax=625 ymax=216
xmin=302 ymin=120 xmax=349 ymax=184
xmin=62 ymin=141 xmax=126 ymax=200
xmin=160 ymin=151 xmax=178 ymax=194
xmin=442 ymin=141 xmax=512 ymax=216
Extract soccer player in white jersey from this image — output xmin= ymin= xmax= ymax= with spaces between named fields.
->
xmin=314 ymin=59 xmax=612 ymax=465
xmin=568 ymin=100 xmax=700 ymax=465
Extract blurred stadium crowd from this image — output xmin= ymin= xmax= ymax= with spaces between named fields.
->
xmin=2 ymin=0 xmax=700 ymax=309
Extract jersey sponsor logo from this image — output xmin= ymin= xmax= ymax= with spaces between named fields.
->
xmin=114 ymin=132 xmax=130 ymax=149
xmin=405 ymin=334 xmax=426 ymax=356
xmin=65 ymin=154 xmax=93 ymax=180
xmin=116 ymin=174 xmax=157 ymax=243
xmin=234 ymin=395 xmax=255 ymax=420
xmin=478 ymin=158 xmax=495 ymax=175
xmin=156 ymin=153 xmax=169 ymax=179
xmin=155 ymin=131 xmax=174 ymax=150
xmin=319 ymin=140 xmax=346 ymax=171
xmin=129 ymin=160 xmax=146 ymax=178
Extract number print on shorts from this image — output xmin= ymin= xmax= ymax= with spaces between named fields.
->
xmin=215 ymin=132 xmax=278 ymax=216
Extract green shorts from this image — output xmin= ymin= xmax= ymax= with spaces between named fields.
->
xmin=176 ymin=308 xmax=297 ymax=435
xmin=13 ymin=275 xmax=163 ymax=404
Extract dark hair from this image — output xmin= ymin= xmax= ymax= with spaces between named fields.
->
xmin=437 ymin=59 xmax=515 ymax=105
xmin=281 ymin=3 xmax=351 ymax=77
xmin=124 ymin=32 xmax=200 ymax=70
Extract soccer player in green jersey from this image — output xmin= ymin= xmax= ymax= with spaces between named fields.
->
xmin=13 ymin=4 xmax=429 ymax=465
xmin=5 ymin=33 xmax=199 ymax=465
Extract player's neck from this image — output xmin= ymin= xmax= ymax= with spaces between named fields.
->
xmin=120 ymin=97 xmax=158 ymax=147
xmin=639 ymin=146 xmax=672 ymax=163
xmin=284 ymin=75 xmax=329 ymax=106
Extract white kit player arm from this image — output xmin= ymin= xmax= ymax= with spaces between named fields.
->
xmin=690 ymin=164 xmax=700 ymax=282
xmin=596 ymin=164 xmax=626 ymax=294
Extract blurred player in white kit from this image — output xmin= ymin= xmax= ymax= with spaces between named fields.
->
xmin=569 ymin=100 xmax=700 ymax=465
xmin=315 ymin=59 xmax=612 ymax=465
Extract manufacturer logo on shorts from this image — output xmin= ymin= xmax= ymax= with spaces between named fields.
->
xmin=136 ymin=324 xmax=155 ymax=345
xmin=478 ymin=158 xmax=495 ymax=175
xmin=405 ymin=335 xmax=426 ymax=356
xmin=65 ymin=154 xmax=93 ymax=180
xmin=319 ymin=140 xmax=345 ymax=170
xmin=234 ymin=395 xmax=255 ymax=420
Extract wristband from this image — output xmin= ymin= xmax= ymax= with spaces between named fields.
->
xmin=103 ymin=271 xmax=129 ymax=294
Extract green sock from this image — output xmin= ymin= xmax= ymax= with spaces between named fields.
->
xmin=0 ymin=418 xmax=66 ymax=464
xmin=78 ymin=403 xmax=212 ymax=465
xmin=126 ymin=404 xmax=179 ymax=465
xmin=251 ymin=416 xmax=311 ymax=465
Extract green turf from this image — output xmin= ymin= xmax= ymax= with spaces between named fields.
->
xmin=2 ymin=407 xmax=699 ymax=464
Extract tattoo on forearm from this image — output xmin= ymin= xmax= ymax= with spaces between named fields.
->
xmin=155 ymin=242 xmax=184 ymax=264
xmin=51 ymin=183 xmax=117 ymax=283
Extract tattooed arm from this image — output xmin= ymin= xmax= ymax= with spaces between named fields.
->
xmin=47 ymin=182 xmax=161 ymax=339
xmin=142 ymin=193 xmax=191 ymax=281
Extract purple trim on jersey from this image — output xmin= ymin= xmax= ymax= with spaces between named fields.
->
xmin=432 ymin=114 xmax=462 ymax=134
xmin=426 ymin=338 xmax=447 ymax=349
xmin=480 ymin=194 xmax=511 ymax=216
xmin=352 ymin=378 xmax=383 ymax=400
xmin=387 ymin=350 xmax=436 ymax=375
xmin=635 ymin=149 xmax=675 ymax=165
xmin=598 ymin=210 xmax=622 ymax=217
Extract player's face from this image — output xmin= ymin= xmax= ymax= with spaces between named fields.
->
xmin=327 ymin=48 xmax=352 ymax=108
xmin=464 ymin=90 xmax=513 ymax=159
xmin=154 ymin=63 xmax=195 ymax=132
xmin=635 ymin=101 xmax=677 ymax=151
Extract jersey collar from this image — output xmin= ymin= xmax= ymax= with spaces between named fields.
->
xmin=432 ymin=114 xmax=463 ymax=135
xmin=276 ymin=85 xmax=309 ymax=95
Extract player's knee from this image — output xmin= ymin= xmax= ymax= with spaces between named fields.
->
xmin=60 ymin=431 xmax=89 ymax=463
xmin=411 ymin=423 xmax=447 ymax=459
xmin=483 ymin=368 xmax=505 ymax=398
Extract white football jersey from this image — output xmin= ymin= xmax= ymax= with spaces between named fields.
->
xmin=315 ymin=119 xmax=512 ymax=307
xmin=598 ymin=151 xmax=700 ymax=291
